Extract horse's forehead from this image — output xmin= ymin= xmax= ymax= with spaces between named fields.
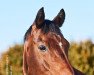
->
xmin=31 ymin=22 xmax=62 ymax=41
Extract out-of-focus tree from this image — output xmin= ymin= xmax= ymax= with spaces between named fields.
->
xmin=69 ymin=40 xmax=94 ymax=75
xmin=0 ymin=44 xmax=23 ymax=75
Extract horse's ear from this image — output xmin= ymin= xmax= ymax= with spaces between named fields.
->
xmin=53 ymin=9 xmax=65 ymax=27
xmin=35 ymin=7 xmax=45 ymax=28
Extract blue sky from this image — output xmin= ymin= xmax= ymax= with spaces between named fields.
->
xmin=0 ymin=0 xmax=94 ymax=53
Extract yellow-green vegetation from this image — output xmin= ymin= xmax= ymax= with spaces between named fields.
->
xmin=0 ymin=40 xmax=94 ymax=75
xmin=0 ymin=44 xmax=23 ymax=75
xmin=69 ymin=40 xmax=94 ymax=75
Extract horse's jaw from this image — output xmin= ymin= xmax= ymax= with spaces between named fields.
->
xmin=41 ymin=54 xmax=73 ymax=75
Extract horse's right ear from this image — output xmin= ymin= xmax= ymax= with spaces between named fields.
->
xmin=53 ymin=8 xmax=65 ymax=27
xmin=35 ymin=7 xmax=45 ymax=28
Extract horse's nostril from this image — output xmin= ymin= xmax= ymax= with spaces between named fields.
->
xmin=38 ymin=45 xmax=47 ymax=51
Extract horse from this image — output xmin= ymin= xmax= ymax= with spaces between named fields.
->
xmin=23 ymin=7 xmax=84 ymax=75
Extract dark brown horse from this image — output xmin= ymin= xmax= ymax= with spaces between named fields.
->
xmin=23 ymin=7 xmax=84 ymax=75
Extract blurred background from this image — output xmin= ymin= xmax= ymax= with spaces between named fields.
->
xmin=0 ymin=0 xmax=94 ymax=75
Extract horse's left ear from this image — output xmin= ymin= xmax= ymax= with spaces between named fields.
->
xmin=53 ymin=8 xmax=65 ymax=27
xmin=35 ymin=7 xmax=45 ymax=28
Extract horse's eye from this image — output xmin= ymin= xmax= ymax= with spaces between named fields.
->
xmin=38 ymin=45 xmax=47 ymax=52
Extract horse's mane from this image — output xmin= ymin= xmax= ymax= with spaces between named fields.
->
xmin=24 ymin=20 xmax=62 ymax=42
xmin=24 ymin=25 xmax=32 ymax=42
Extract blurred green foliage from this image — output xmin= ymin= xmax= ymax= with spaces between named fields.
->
xmin=0 ymin=40 xmax=94 ymax=75
xmin=0 ymin=44 xmax=23 ymax=75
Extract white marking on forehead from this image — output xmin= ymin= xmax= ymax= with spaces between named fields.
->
xmin=59 ymin=42 xmax=62 ymax=48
